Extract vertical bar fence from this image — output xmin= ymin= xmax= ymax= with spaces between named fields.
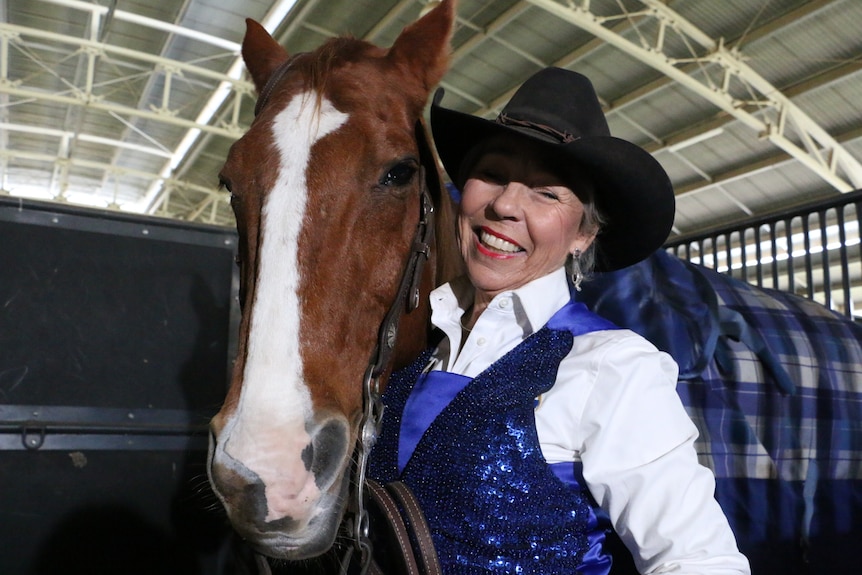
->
xmin=665 ymin=189 xmax=862 ymax=320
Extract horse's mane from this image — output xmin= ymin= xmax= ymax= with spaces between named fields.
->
xmin=414 ymin=119 xmax=463 ymax=287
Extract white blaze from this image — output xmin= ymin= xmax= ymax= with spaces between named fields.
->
xmin=222 ymin=92 xmax=349 ymax=521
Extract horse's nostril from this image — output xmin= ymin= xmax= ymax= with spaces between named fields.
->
xmin=311 ymin=418 xmax=350 ymax=490
xmin=301 ymin=441 xmax=313 ymax=472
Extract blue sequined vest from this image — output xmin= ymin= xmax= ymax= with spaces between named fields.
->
xmin=370 ymin=301 xmax=617 ymax=574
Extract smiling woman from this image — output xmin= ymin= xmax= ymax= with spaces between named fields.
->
xmin=368 ymin=67 xmax=752 ymax=574
xmin=455 ymin=136 xmax=598 ymax=312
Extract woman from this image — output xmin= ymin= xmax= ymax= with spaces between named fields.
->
xmin=370 ymin=68 xmax=750 ymax=574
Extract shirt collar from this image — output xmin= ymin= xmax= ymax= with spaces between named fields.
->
xmin=430 ymin=267 xmax=572 ymax=335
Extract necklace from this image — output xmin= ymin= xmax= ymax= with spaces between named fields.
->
xmin=460 ymin=306 xmax=474 ymax=332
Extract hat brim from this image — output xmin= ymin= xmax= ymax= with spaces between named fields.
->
xmin=430 ymin=91 xmax=675 ymax=272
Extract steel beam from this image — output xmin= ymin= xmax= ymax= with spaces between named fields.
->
xmin=525 ymin=0 xmax=862 ymax=193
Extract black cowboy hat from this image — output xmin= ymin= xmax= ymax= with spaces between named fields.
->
xmin=430 ymin=67 xmax=675 ymax=272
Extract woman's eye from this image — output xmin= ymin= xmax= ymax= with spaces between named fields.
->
xmin=475 ymin=169 xmax=506 ymax=184
xmin=380 ymin=162 xmax=417 ymax=187
xmin=536 ymin=188 xmax=559 ymax=200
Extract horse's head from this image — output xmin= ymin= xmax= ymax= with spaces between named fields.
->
xmin=208 ymin=0 xmax=457 ymax=560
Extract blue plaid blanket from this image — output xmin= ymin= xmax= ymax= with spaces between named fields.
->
xmin=578 ymin=249 xmax=862 ymax=574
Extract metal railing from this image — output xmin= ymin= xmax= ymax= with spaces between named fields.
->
xmin=666 ymin=189 xmax=862 ymax=319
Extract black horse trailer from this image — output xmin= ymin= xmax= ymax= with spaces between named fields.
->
xmin=0 ymin=197 xmax=239 ymax=574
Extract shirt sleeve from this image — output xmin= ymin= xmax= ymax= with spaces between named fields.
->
xmin=568 ymin=333 xmax=751 ymax=575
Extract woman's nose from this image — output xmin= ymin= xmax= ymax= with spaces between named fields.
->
xmin=490 ymin=182 xmax=526 ymax=218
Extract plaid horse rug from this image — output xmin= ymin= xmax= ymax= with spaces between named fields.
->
xmin=579 ymin=250 xmax=862 ymax=575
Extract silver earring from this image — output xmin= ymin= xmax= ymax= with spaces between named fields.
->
xmin=571 ymin=249 xmax=583 ymax=292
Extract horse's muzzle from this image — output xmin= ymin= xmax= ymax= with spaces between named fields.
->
xmin=207 ymin=416 xmax=352 ymax=559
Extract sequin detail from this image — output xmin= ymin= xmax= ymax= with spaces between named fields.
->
xmin=370 ymin=303 xmax=606 ymax=573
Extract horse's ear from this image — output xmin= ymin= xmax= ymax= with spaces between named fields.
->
xmin=388 ymin=0 xmax=456 ymax=92
xmin=242 ymin=19 xmax=290 ymax=94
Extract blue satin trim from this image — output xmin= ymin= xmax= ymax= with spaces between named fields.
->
xmin=549 ymin=462 xmax=613 ymax=575
xmin=546 ymin=301 xmax=619 ymax=336
xmin=399 ymin=370 xmax=471 ymax=472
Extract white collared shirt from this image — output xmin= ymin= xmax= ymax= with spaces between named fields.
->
xmin=427 ymin=268 xmax=750 ymax=575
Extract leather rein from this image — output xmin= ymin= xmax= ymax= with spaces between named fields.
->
xmin=252 ymin=59 xmax=436 ymax=573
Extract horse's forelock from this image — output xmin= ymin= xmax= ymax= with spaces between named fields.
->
xmin=299 ymin=37 xmax=379 ymax=111
xmin=294 ymin=36 xmax=434 ymax=123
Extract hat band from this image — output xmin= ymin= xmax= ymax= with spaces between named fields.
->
xmin=496 ymin=113 xmax=577 ymax=144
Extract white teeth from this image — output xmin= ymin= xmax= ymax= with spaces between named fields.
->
xmin=480 ymin=230 xmax=521 ymax=253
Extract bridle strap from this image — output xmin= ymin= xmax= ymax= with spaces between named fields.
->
xmin=254 ymin=55 xmax=303 ymax=117
xmin=370 ymin=167 xmax=435 ymax=378
xmin=346 ymin=167 xmax=435 ymax=572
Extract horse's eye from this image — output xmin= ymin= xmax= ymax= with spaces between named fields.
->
xmin=219 ymin=175 xmax=236 ymax=199
xmin=380 ymin=161 xmax=417 ymax=188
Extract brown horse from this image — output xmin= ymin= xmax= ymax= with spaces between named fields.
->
xmin=208 ymin=0 xmax=460 ymax=563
